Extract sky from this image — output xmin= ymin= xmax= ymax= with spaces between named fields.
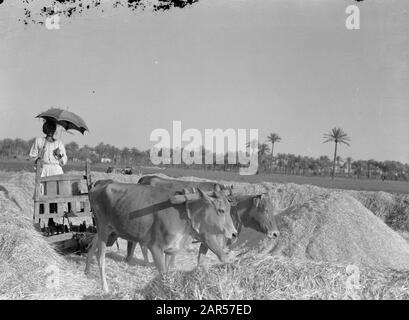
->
xmin=0 ymin=0 xmax=408 ymax=163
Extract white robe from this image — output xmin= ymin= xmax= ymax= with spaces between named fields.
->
xmin=29 ymin=137 xmax=67 ymax=177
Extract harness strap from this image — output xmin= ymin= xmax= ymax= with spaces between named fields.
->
xmin=184 ymin=195 xmax=192 ymax=219
xmin=183 ymin=194 xmax=201 ymax=238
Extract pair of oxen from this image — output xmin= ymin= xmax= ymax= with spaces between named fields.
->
xmin=84 ymin=175 xmax=280 ymax=293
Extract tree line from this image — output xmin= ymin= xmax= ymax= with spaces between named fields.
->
xmin=0 ymin=128 xmax=408 ymax=181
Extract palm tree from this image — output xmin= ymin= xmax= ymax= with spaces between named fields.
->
xmin=258 ymin=142 xmax=270 ymax=157
xmin=266 ymin=133 xmax=282 ymax=158
xmin=336 ymin=155 xmax=343 ymax=174
xmin=323 ymin=127 xmax=351 ymax=179
xmin=346 ymin=157 xmax=353 ymax=176
xmin=245 ymin=140 xmax=270 ymax=157
xmin=245 ymin=140 xmax=270 ymax=173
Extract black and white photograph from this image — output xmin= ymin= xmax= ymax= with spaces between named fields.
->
xmin=1 ymin=0 xmax=409 ymax=303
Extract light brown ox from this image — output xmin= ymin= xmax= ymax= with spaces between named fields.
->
xmin=125 ymin=175 xmax=279 ymax=266
xmin=85 ymin=179 xmax=237 ymax=293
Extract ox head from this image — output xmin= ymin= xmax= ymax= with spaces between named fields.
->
xmin=243 ymin=194 xmax=280 ymax=239
xmin=170 ymin=187 xmax=237 ymax=241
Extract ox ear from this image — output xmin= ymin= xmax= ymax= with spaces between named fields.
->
xmin=253 ymin=196 xmax=261 ymax=207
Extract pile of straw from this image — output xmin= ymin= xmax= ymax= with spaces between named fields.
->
xmin=144 ymin=251 xmax=409 ymax=300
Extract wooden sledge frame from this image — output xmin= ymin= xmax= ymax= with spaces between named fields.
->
xmin=33 ymin=160 xmax=95 ymax=245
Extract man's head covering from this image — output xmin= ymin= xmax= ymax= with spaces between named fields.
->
xmin=42 ymin=120 xmax=57 ymax=135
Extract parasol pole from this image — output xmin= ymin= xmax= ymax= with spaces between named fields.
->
xmin=58 ymin=125 xmax=64 ymax=141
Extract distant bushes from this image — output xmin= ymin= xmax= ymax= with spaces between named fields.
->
xmin=1 ymin=137 xmax=408 ymax=181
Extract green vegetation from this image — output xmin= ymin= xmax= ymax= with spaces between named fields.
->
xmin=266 ymin=133 xmax=282 ymax=158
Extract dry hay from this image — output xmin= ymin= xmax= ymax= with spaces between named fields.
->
xmin=0 ymin=170 xmax=160 ymax=299
xmin=1 ymin=172 xmax=36 ymax=216
xmin=145 ymin=250 xmax=409 ymax=300
xmin=0 ymin=190 xmax=99 ymax=299
xmin=0 ymin=171 xmax=101 ymax=299
xmin=345 ymin=190 xmax=395 ymax=221
xmin=344 ymin=190 xmax=409 ymax=232
xmin=90 ymin=171 xmax=143 ymax=184
xmin=270 ymin=192 xmax=409 ymax=270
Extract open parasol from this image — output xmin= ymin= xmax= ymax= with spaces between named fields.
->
xmin=36 ymin=108 xmax=89 ymax=134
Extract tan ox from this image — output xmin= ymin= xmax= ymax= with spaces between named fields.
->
xmin=126 ymin=175 xmax=279 ymax=266
xmin=85 ymin=179 xmax=237 ymax=293
xmin=125 ymin=175 xmax=232 ymax=265
xmin=197 ymin=194 xmax=280 ymax=264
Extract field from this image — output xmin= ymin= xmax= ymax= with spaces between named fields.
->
xmin=1 ymin=162 xmax=409 ymax=300
xmin=1 ymin=159 xmax=408 ymax=194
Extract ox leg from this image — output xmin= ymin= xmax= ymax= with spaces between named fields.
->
xmin=97 ymin=236 xmax=109 ymax=293
xmin=197 ymin=244 xmax=209 ymax=266
xmin=85 ymin=234 xmax=98 ymax=275
xmin=125 ymin=241 xmax=136 ymax=263
xmin=140 ymin=243 xmax=150 ymax=264
xmin=165 ymin=254 xmax=176 ymax=272
xmin=169 ymin=255 xmax=176 ymax=269
xmin=150 ymin=245 xmax=166 ymax=275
